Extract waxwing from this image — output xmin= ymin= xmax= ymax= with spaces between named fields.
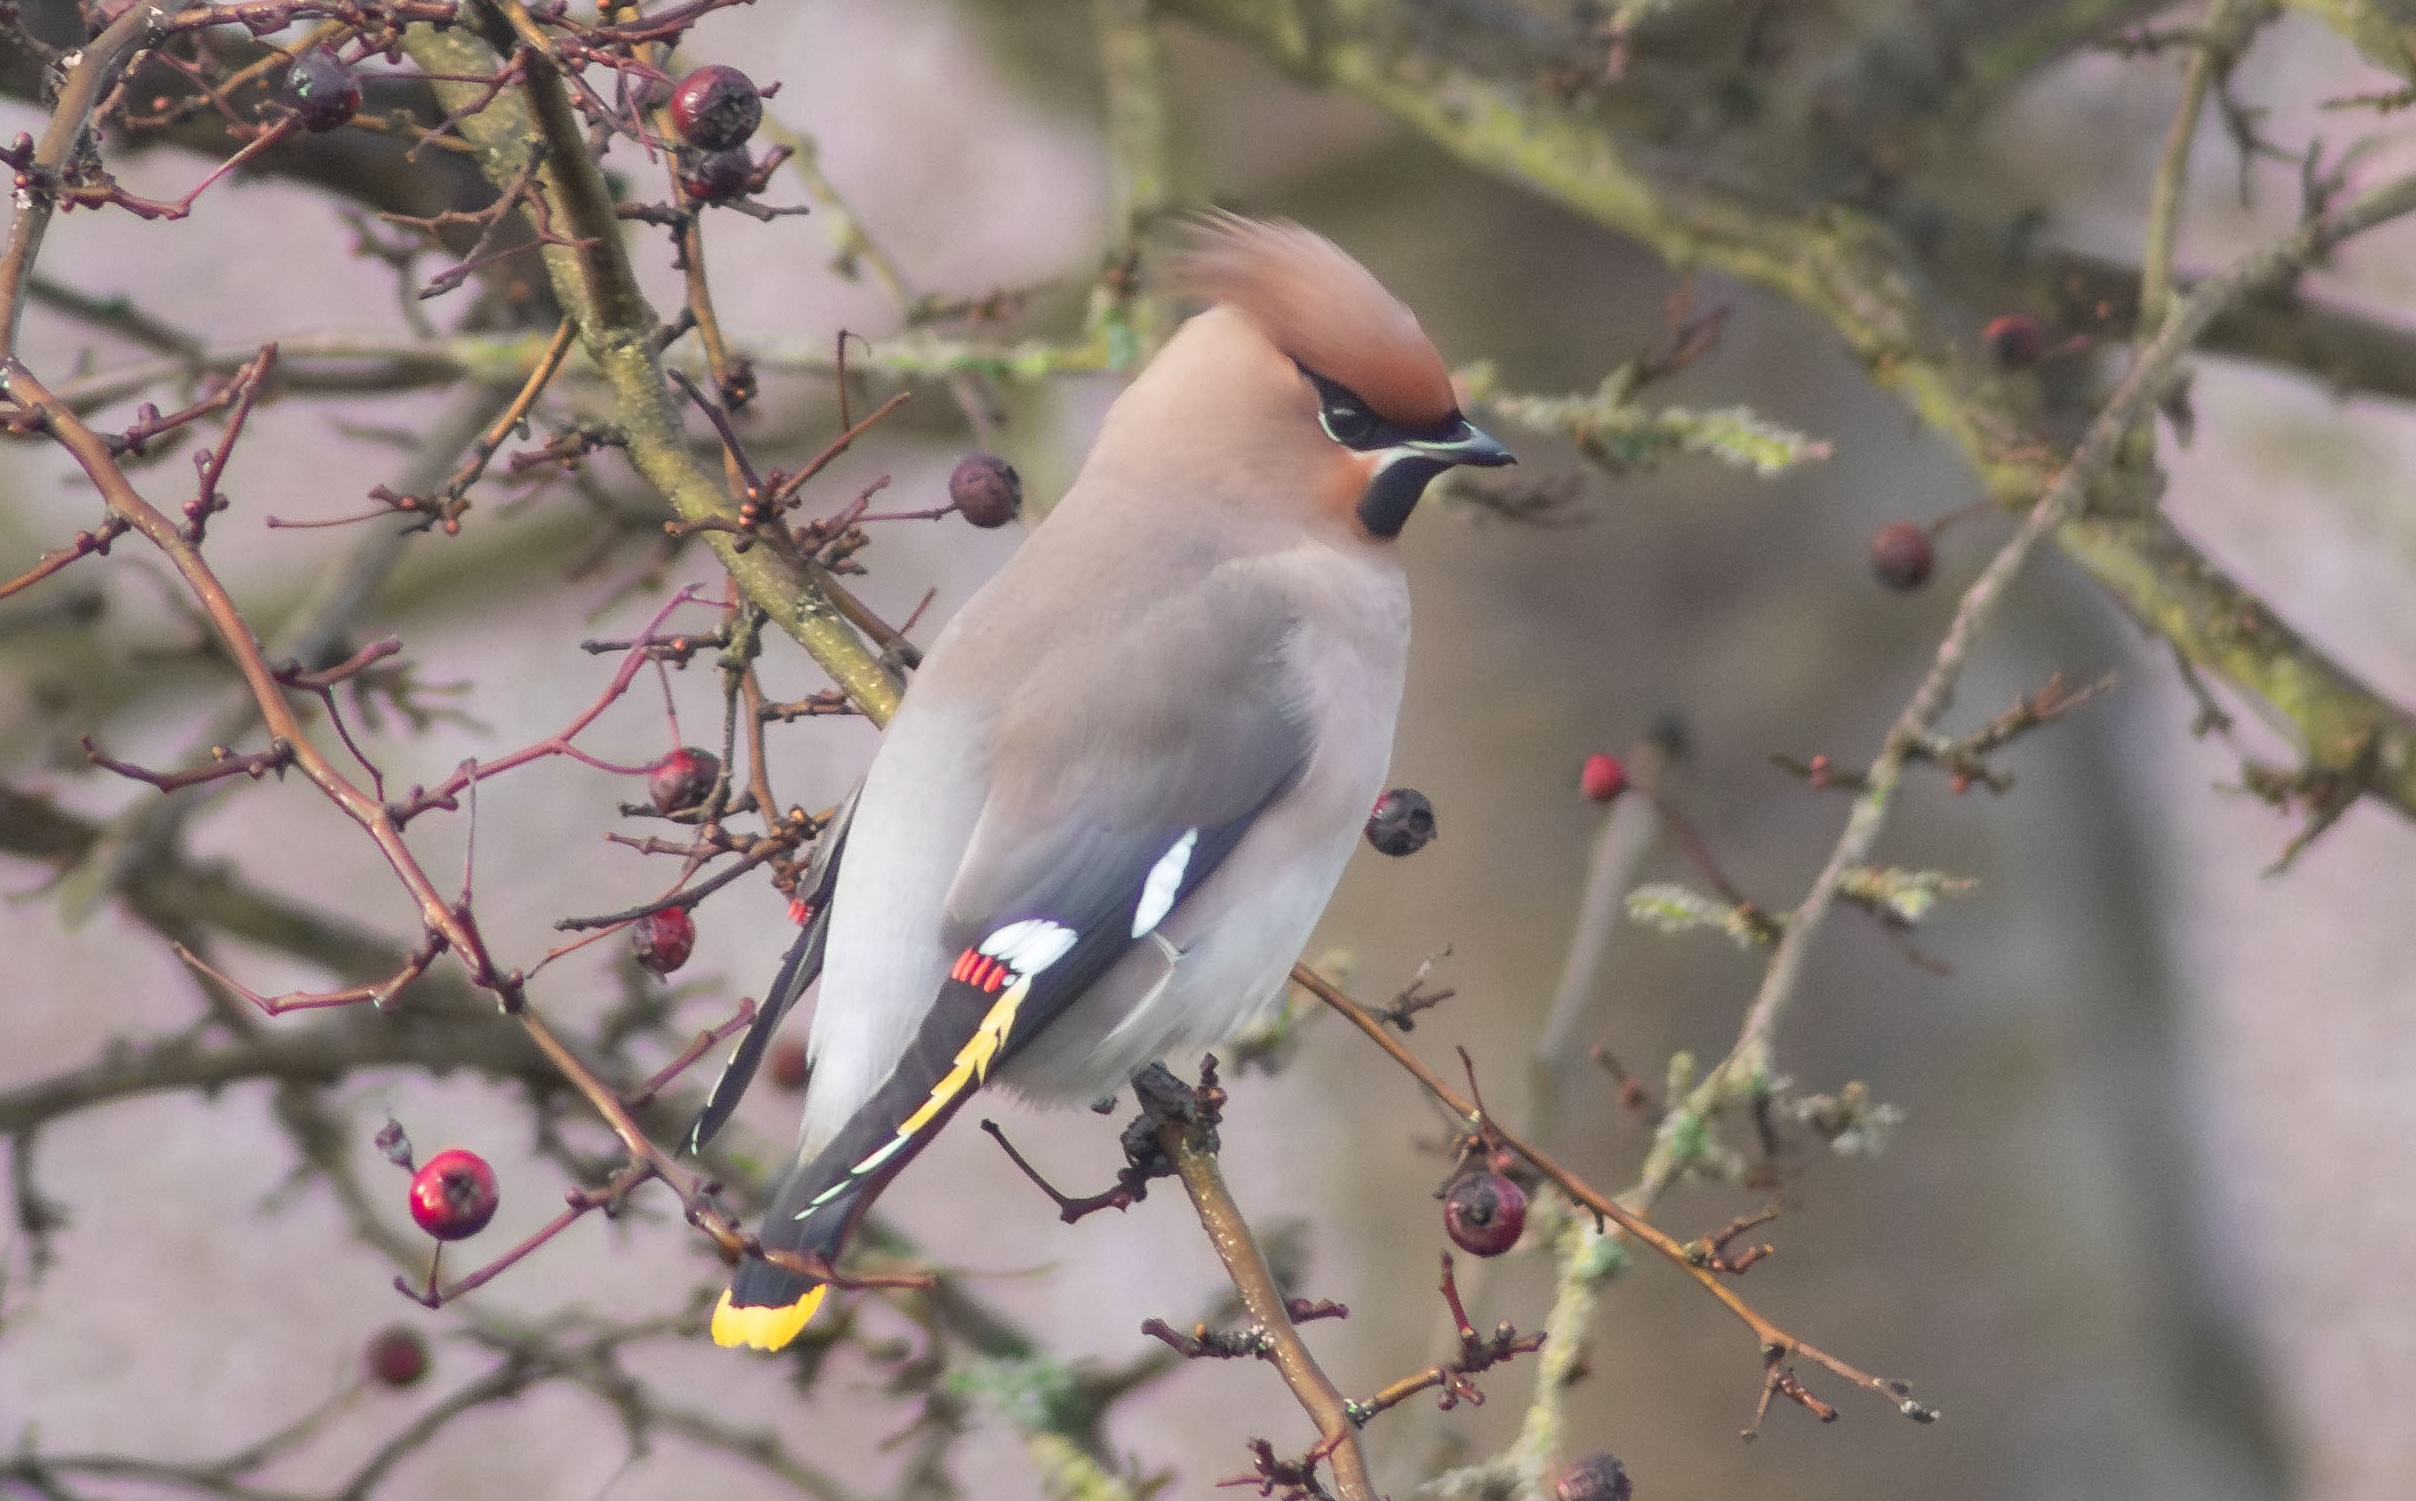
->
xmin=691 ymin=214 xmax=1512 ymax=1351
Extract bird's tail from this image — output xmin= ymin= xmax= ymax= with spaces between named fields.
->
xmin=711 ymin=1195 xmax=844 ymax=1351
xmin=713 ymin=966 xmax=1022 ymax=1351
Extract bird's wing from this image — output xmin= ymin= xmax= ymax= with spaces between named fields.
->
xmin=939 ymin=563 xmax=1315 ymax=1023
xmin=755 ymin=572 xmax=1315 ymax=1253
xmin=684 ymin=783 xmax=859 ymax=1154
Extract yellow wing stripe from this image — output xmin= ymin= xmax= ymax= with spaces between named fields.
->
xmin=802 ymin=978 xmax=1032 ymax=1214
xmin=896 ymin=977 xmax=1028 ymax=1137
xmin=712 ymin=1283 xmax=827 ymax=1351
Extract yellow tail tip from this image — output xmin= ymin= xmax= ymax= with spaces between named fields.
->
xmin=712 ymin=1284 xmax=827 ymax=1350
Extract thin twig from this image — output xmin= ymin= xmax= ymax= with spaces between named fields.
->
xmin=1293 ymin=965 xmax=1934 ymax=1425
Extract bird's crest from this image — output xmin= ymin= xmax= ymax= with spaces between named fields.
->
xmin=1168 ymin=213 xmax=1457 ymax=428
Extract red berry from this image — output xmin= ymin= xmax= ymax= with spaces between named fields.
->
xmin=631 ymin=906 xmax=696 ymax=975
xmin=1364 ymin=787 xmax=1437 ymax=856
xmin=948 ymin=453 xmax=1023 ymax=529
xmin=668 ymin=65 xmax=763 ymax=152
xmin=1869 ymin=521 xmax=1935 ymax=591
xmin=1982 ymin=313 xmax=2047 ymax=370
xmin=1580 ymin=752 xmax=1627 ymax=803
xmin=1443 ymin=1170 xmax=1526 ymax=1257
xmin=647 ymin=747 xmax=720 ymax=814
xmin=364 ymin=1325 xmax=430 ymax=1387
xmin=677 ymin=147 xmax=757 ymax=204
xmin=767 ymin=1036 xmax=810 ymax=1093
xmin=284 ymin=45 xmax=361 ymax=133
xmin=1553 ymin=1452 xmax=1632 ymax=1501
xmin=407 ymin=1149 xmax=498 ymax=1240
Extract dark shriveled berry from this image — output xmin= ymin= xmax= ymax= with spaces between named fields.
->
xmin=284 ymin=46 xmax=361 ymax=133
xmin=647 ymin=747 xmax=720 ymax=813
xmin=1553 ymin=1452 xmax=1632 ymax=1501
xmin=949 ymin=452 xmax=1023 ymax=529
xmin=1579 ymin=753 xmax=1627 ymax=803
xmin=768 ymin=1036 xmax=810 ymax=1093
xmin=668 ymin=65 xmax=763 ymax=152
xmin=1365 ymin=787 xmax=1436 ymax=856
xmin=1443 ymin=1170 xmax=1526 ymax=1257
xmin=1982 ymin=313 xmax=2047 ymax=370
xmin=632 ymin=907 xmax=696 ymax=976
xmin=407 ymin=1149 xmax=498 ymax=1240
xmin=364 ymin=1325 xmax=430 ymax=1388
xmin=677 ymin=147 xmax=756 ymax=204
xmin=1869 ymin=521 xmax=1935 ymax=592
xmin=373 ymin=1116 xmax=414 ymax=1171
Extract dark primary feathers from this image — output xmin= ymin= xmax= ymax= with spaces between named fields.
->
xmin=1168 ymin=213 xmax=1458 ymax=428
xmin=687 ymin=785 xmax=859 ymax=1155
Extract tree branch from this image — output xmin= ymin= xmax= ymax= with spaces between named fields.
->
xmin=1165 ymin=0 xmax=2416 ymax=822
xmin=400 ymin=12 xmax=901 ymax=721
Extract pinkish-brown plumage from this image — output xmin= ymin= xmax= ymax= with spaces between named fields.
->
xmin=1168 ymin=213 xmax=1458 ymax=429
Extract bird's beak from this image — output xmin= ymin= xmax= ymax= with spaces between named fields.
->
xmin=1405 ymin=417 xmax=1514 ymax=469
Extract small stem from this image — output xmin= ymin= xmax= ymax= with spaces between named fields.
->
xmin=2140 ymin=0 xmax=2270 ymax=330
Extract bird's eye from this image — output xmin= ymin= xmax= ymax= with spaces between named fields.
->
xmin=1319 ymin=398 xmax=1377 ymax=447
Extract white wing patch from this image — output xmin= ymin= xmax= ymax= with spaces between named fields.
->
xmin=1131 ymin=829 xmax=1199 ymax=939
xmin=979 ymin=919 xmax=1078 ymax=974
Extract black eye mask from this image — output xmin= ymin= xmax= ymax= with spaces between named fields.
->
xmin=1296 ymin=365 xmax=1515 ymax=536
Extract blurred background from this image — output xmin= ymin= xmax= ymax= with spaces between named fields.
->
xmin=3 ymin=3 xmax=2414 ymax=1500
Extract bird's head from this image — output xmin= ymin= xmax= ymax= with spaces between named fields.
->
xmin=1127 ymin=213 xmax=1513 ymax=542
